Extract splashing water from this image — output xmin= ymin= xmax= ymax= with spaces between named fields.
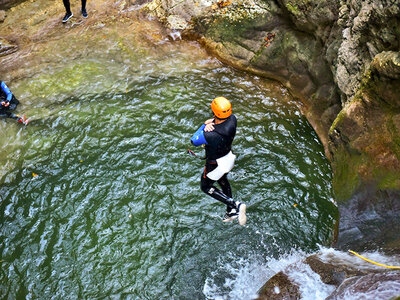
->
xmin=204 ymin=247 xmax=400 ymax=300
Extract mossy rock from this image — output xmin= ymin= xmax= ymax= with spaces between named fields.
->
xmin=329 ymin=51 xmax=400 ymax=202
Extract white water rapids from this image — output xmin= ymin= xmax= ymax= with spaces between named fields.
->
xmin=204 ymin=247 xmax=400 ymax=299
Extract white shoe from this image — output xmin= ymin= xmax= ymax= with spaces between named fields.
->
xmin=222 ymin=208 xmax=238 ymax=222
xmin=236 ymin=201 xmax=247 ymax=226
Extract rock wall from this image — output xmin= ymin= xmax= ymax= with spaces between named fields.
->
xmin=331 ymin=51 xmax=400 ymax=251
xmin=141 ymin=0 xmax=400 ymax=251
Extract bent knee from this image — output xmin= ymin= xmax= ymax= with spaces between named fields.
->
xmin=200 ymin=181 xmax=209 ymax=194
xmin=200 ymin=178 xmax=213 ymax=194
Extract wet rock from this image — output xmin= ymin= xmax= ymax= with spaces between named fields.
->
xmin=166 ymin=14 xmax=188 ymax=30
xmin=335 ymin=188 xmax=400 ymax=253
xmin=306 ymin=254 xmax=375 ymax=286
xmin=326 ymin=271 xmax=400 ymax=300
xmin=329 ymin=51 xmax=400 ymax=250
xmin=255 ymin=271 xmax=300 ymax=300
xmin=258 ymin=251 xmax=400 ymax=300
xmin=0 ymin=38 xmax=18 ymax=56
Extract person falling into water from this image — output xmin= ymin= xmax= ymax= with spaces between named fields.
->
xmin=62 ymin=0 xmax=88 ymax=23
xmin=190 ymin=97 xmax=247 ymax=225
xmin=0 ymin=81 xmax=29 ymax=125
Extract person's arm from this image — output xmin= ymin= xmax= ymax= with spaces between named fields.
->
xmin=1 ymin=81 xmax=13 ymax=102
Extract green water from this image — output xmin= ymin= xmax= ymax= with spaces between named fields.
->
xmin=0 ymin=29 xmax=336 ymax=299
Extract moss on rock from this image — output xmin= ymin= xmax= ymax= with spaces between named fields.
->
xmin=330 ymin=51 xmax=400 ymax=203
xmin=331 ymin=145 xmax=364 ymax=202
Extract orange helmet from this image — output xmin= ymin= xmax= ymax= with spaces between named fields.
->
xmin=211 ymin=97 xmax=232 ymax=119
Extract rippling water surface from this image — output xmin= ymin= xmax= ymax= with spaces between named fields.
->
xmin=0 ymin=19 xmax=336 ymax=298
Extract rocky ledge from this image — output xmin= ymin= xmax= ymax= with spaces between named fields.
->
xmin=256 ymin=251 xmax=400 ymax=299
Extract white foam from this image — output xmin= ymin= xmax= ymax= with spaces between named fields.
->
xmin=202 ymin=247 xmax=400 ymax=300
xmin=286 ymin=261 xmax=335 ymax=299
xmin=274 ymin=286 xmax=280 ymax=294
xmin=203 ymin=250 xmax=313 ymax=299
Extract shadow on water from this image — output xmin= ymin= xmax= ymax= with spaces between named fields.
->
xmin=0 ymin=12 xmax=337 ymax=300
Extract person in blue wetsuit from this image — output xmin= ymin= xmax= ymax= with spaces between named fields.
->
xmin=191 ymin=97 xmax=247 ymax=225
xmin=0 ymin=81 xmax=29 ymax=125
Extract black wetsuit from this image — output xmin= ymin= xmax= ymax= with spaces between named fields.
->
xmin=0 ymin=81 xmax=19 ymax=120
xmin=63 ymin=0 xmax=86 ymax=14
xmin=200 ymin=114 xmax=237 ymax=211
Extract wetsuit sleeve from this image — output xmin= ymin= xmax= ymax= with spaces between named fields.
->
xmin=191 ymin=124 xmax=208 ymax=146
xmin=1 ymin=82 xmax=13 ymax=102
